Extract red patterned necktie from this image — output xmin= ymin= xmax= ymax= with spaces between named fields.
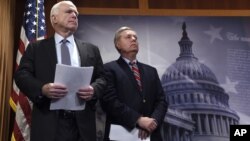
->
xmin=130 ymin=61 xmax=142 ymax=91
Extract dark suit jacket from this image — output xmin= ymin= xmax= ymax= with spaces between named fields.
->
xmin=102 ymin=57 xmax=168 ymax=141
xmin=14 ymin=37 xmax=106 ymax=141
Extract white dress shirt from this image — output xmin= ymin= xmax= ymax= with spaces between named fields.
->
xmin=54 ymin=33 xmax=80 ymax=67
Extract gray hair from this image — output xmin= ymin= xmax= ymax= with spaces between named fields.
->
xmin=114 ymin=26 xmax=133 ymax=49
xmin=50 ymin=1 xmax=76 ymax=25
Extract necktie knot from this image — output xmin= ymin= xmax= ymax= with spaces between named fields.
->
xmin=129 ymin=61 xmax=136 ymax=66
xmin=61 ymin=39 xmax=68 ymax=44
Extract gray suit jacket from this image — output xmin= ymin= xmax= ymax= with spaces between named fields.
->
xmin=15 ymin=37 xmax=106 ymax=141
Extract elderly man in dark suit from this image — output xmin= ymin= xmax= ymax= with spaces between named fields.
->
xmin=102 ymin=26 xmax=168 ymax=141
xmin=14 ymin=1 xmax=106 ymax=141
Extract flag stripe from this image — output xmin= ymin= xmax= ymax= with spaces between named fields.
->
xmin=13 ymin=121 xmax=25 ymax=141
xmin=20 ymin=27 xmax=30 ymax=49
xmin=15 ymin=103 xmax=30 ymax=141
xmin=18 ymin=92 xmax=32 ymax=125
xmin=19 ymin=39 xmax=26 ymax=55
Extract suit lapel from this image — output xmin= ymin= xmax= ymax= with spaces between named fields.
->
xmin=45 ymin=37 xmax=57 ymax=70
xmin=75 ymin=39 xmax=88 ymax=66
xmin=117 ymin=57 xmax=141 ymax=93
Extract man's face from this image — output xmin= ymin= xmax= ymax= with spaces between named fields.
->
xmin=53 ymin=3 xmax=78 ymax=33
xmin=116 ymin=30 xmax=139 ymax=55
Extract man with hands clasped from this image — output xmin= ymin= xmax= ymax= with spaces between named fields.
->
xmin=101 ymin=26 xmax=168 ymax=141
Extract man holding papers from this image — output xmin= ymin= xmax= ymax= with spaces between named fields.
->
xmin=14 ymin=1 xmax=106 ymax=141
xmin=102 ymin=26 xmax=168 ymax=141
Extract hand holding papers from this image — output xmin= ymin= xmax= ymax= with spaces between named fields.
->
xmin=50 ymin=64 xmax=93 ymax=110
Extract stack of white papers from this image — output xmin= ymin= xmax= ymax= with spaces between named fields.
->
xmin=110 ymin=124 xmax=150 ymax=141
xmin=50 ymin=64 xmax=93 ymax=110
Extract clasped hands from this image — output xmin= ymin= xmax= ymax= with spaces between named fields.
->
xmin=137 ymin=116 xmax=158 ymax=140
xmin=42 ymin=83 xmax=94 ymax=101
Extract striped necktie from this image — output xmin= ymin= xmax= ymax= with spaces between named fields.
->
xmin=61 ymin=39 xmax=71 ymax=65
xmin=130 ymin=61 xmax=142 ymax=91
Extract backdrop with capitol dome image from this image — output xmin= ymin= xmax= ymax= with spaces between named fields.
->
xmin=75 ymin=15 xmax=250 ymax=141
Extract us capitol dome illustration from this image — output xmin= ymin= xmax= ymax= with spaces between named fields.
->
xmin=161 ymin=23 xmax=239 ymax=141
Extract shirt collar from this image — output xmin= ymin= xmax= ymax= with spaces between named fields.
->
xmin=122 ymin=57 xmax=137 ymax=65
xmin=54 ymin=33 xmax=75 ymax=44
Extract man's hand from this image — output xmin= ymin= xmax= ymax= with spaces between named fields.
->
xmin=138 ymin=129 xmax=149 ymax=140
xmin=42 ymin=83 xmax=68 ymax=99
xmin=137 ymin=117 xmax=158 ymax=133
xmin=77 ymin=85 xmax=94 ymax=101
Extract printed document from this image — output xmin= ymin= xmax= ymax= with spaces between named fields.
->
xmin=110 ymin=124 xmax=150 ymax=141
xmin=50 ymin=64 xmax=93 ymax=110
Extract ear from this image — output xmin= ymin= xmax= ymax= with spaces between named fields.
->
xmin=116 ymin=42 xmax=121 ymax=49
xmin=51 ymin=15 xmax=57 ymax=24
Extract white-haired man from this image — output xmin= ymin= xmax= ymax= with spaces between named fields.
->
xmin=15 ymin=1 xmax=106 ymax=141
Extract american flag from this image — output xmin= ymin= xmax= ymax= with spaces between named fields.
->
xmin=9 ymin=0 xmax=46 ymax=140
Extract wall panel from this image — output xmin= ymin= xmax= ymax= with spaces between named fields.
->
xmin=72 ymin=0 xmax=139 ymax=8
xmin=148 ymin=0 xmax=250 ymax=9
